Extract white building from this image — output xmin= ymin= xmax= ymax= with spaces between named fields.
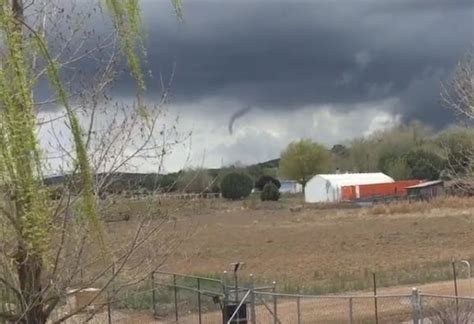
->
xmin=304 ymin=173 xmax=394 ymax=203
xmin=279 ymin=180 xmax=303 ymax=194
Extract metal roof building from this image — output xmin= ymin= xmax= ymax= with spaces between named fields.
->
xmin=304 ymin=173 xmax=394 ymax=203
xmin=279 ymin=180 xmax=303 ymax=194
xmin=406 ymin=180 xmax=444 ymax=201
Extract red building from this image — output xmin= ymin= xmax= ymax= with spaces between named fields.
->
xmin=341 ymin=180 xmax=424 ymax=201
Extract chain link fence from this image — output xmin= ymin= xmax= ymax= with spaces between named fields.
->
xmin=4 ymin=270 xmax=474 ymax=323
xmin=252 ymin=291 xmax=414 ymax=324
xmin=150 ymin=271 xmax=225 ymax=323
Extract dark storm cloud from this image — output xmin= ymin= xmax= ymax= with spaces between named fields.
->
xmin=108 ymin=0 xmax=473 ymax=127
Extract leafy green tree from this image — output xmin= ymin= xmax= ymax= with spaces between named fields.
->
xmin=255 ymin=175 xmax=281 ymax=191
xmin=437 ymin=127 xmax=474 ymax=176
xmin=331 ymin=144 xmax=349 ymax=157
xmin=348 ymin=122 xmax=434 ymax=173
xmin=260 ymin=182 xmax=280 ymax=201
xmin=377 ymin=151 xmax=399 ymax=175
xmin=331 ymin=144 xmax=352 ymax=172
xmin=220 ymin=172 xmax=253 ymax=200
xmin=384 ymin=158 xmax=412 ymax=180
xmin=348 ymin=138 xmax=374 ymax=172
xmin=405 ymin=149 xmax=445 ymax=180
xmin=261 ymin=167 xmax=278 ymax=177
xmin=156 ymin=173 xmax=179 ymax=192
xmin=177 ymin=168 xmax=213 ymax=193
xmin=279 ymin=139 xmax=331 ymax=192
xmin=245 ymin=164 xmax=264 ymax=179
xmin=0 ymin=1 xmax=182 ymax=322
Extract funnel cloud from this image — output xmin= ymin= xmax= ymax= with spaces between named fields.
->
xmin=228 ymin=106 xmax=253 ymax=135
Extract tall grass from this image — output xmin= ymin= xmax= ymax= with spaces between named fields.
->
xmin=260 ymin=258 xmax=473 ymax=296
xmin=369 ymin=196 xmax=474 ymax=215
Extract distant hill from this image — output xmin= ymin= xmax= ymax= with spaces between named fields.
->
xmin=256 ymin=158 xmax=280 ymax=169
xmin=43 ymin=158 xmax=281 ymax=193
xmin=43 ymin=172 xmax=175 ymax=193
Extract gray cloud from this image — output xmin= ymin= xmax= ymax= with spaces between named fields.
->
xmin=117 ymin=0 xmax=473 ymax=129
xmin=40 ymin=0 xmax=474 ymax=128
xmin=35 ymin=0 xmax=474 ymax=171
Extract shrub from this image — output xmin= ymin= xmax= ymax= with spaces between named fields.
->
xmin=427 ymin=300 xmax=474 ymax=324
xmin=220 ymin=172 xmax=253 ymax=200
xmin=405 ymin=149 xmax=445 ymax=180
xmin=177 ymin=168 xmax=212 ymax=193
xmin=255 ymin=175 xmax=281 ymax=191
xmin=260 ymin=182 xmax=280 ymax=201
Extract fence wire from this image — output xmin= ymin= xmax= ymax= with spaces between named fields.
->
xmin=150 ymin=271 xmax=224 ymax=323
xmin=6 ymin=270 xmax=474 ymax=323
xmin=253 ymin=292 xmax=414 ymax=324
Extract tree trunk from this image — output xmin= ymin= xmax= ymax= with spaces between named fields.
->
xmin=11 ymin=1 xmax=47 ymax=323
xmin=16 ymin=246 xmax=47 ymax=324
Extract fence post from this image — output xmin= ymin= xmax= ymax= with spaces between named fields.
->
xmin=272 ymin=281 xmax=277 ymax=324
xmin=296 ymin=297 xmax=301 ymax=324
xmin=151 ymin=272 xmax=157 ymax=318
xmin=348 ymin=297 xmax=353 ymax=324
xmin=411 ymin=287 xmax=421 ymax=324
xmin=373 ymin=273 xmax=378 ymax=324
xmin=173 ymin=274 xmax=178 ymax=322
xmin=249 ymin=274 xmax=256 ymax=324
xmin=222 ymin=271 xmax=228 ymax=321
xmin=222 ymin=271 xmax=228 ymax=303
xmin=112 ymin=263 xmax=116 ymax=297
xmin=109 ymin=263 xmax=115 ymax=323
xmin=197 ymin=278 xmax=202 ymax=324
xmin=107 ymin=290 xmax=112 ymax=324
xmin=419 ymin=293 xmax=424 ymax=323
xmin=452 ymin=261 xmax=459 ymax=324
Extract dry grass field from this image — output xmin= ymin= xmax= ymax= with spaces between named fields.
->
xmin=105 ymin=195 xmax=474 ymax=293
xmin=61 ymin=196 xmax=474 ymax=323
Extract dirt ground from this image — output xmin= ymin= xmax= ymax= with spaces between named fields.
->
xmin=133 ymin=196 xmax=474 ymax=287
xmin=67 ymin=196 xmax=474 ymax=323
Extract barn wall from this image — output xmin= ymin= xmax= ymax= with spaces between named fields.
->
xmin=305 ymin=173 xmax=395 ymax=203
xmin=305 ymin=176 xmax=334 ymax=203
xmin=341 ymin=180 xmax=424 ymax=201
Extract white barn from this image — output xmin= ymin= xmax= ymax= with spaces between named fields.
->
xmin=304 ymin=173 xmax=394 ymax=203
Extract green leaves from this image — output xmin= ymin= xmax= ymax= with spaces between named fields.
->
xmin=105 ymin=0 xmax=183 ymax=97
xmin=279 ymin=139 xmax=331 ymax=187
xmin=0 ymin=3 xmax=50 ymax=255
xmin=105 ymin=0 xmax=146 ymax=94
xmin=171 ymin=0 xmax=184 ymax=19
xmin=0 ymin=0 xmax=184 ymax=258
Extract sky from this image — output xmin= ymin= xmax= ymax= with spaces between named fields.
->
xmin=39 ymin=0 xmax=474 ymax=173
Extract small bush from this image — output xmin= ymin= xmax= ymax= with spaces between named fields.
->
xmin=220 ymin=172 xmax=253 ymax=200
xmin=255 ymin=175 xmax=281 ymax=191
xmin=427 ymin=300 xmax=474 ymax=324
xmin=260 ymin=182 xmax=280 ymax=201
